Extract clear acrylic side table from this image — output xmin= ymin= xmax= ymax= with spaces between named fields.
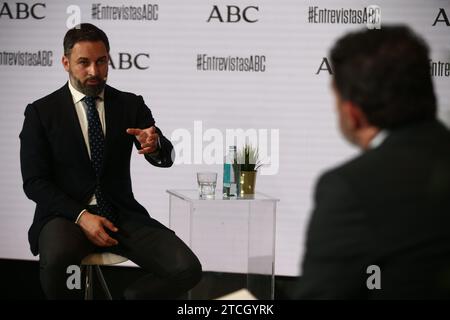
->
xmin=167 ymin=189 xmax=278 ymax=299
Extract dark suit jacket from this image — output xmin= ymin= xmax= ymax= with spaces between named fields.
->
xmin=294 ymin=120 xmax=450 ymax=299
xmin=20 ymin=83 xmax=174 ymax=256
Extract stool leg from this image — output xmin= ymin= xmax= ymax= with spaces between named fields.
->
xmin=95 ymin=265 xmax=113 ymax=300
xmin=85 ymin=265 xmax=93 ymax=300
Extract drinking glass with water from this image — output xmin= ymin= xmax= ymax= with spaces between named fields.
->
xmin=197 ymin=172 xmax=217 ymax=199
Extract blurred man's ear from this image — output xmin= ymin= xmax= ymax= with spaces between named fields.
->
xmin=337 ymin=100 xmax=369 ymax=147
xmin=342 ymin=102 xmax=368 ymax=130
xmin=341 ymin=100 xmax=380 ymax=149
xmin=62 ymin=55 xmax=69 ymax=72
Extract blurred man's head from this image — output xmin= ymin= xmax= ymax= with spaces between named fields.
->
xmin=62 ymin=23 xmax=110 ymax=96
xmin=330 ymin=26 xmax=437 ymax=148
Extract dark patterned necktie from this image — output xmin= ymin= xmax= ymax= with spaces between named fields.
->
xmin=84 ymin=96 xmax=117 ymax=223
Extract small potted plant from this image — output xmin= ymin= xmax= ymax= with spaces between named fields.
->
xmin=236 ymin=144 xmax=262 ymax=196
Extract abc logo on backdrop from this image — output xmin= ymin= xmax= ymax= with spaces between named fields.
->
xmin=207 ymin=5 xmax=259 ymax=23
xmin=0 ymin=2 xmax=46 ymax=19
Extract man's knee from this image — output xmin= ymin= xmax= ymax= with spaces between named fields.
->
xmin=190 ymin=256 xmax=203 ymax=285
xmin=173 ymin=253 xmax=203 ymax=287
xmin=122 ymin=257 xmax=202 ymax=300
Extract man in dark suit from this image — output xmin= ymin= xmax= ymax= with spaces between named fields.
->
xmin=20 ymin=23 xmax=202 ymax=299
xmin=293 ymin=26 xmax=450 ymax=299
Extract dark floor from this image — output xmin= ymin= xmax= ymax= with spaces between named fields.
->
xmin=0 ymin=258 xmax=297 ymax=300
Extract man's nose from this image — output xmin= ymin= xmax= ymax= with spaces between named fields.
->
xmin=87 ymin=62 xmax=99 ymax=76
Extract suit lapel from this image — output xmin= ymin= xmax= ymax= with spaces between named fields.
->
xmin=102 ymin=85 xmax=124 ymax=176
xmin=60 ymin=83 xmax=94 ymax=172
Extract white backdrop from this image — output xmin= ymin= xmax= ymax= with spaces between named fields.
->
xmin=0 ymin=0 xmax=449 ymax=276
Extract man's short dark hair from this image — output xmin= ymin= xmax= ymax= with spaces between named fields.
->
xmin=330 ymin=25 xmax=436 ymax=129
xmin=63 ymin=23 xmax=110 ymax=56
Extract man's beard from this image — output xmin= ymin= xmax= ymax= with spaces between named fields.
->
xmin=70 ymin=73 xmax=106 ymax=97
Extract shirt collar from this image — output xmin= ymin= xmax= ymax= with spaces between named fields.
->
xmin=368 ymin=130 xmax=389 ymax=149
xmin=68 ymin=80 xmax=104 ymax=103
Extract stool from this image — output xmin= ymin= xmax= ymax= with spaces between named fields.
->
xmin=81 ymin=252 xmax=128 ymax=300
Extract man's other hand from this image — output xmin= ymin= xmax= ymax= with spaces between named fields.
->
xmin=126 ymin=126 xmax=159 ymax=154
xmin=78 ymin=211 xmax=119 ymax=247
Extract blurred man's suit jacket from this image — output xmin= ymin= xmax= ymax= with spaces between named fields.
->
xmin=294 ymin=120 xmax=450 ymax=299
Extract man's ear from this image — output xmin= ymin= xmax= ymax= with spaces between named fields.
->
xmin=62 ymin=55 xmax=70 ymax=72
xmin=342 ymin=101 xmax=367 ymax=130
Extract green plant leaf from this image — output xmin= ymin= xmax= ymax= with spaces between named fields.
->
xmin=236 ymin=143 xmax=262 ymax=171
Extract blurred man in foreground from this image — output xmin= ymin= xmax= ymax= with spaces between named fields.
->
xmin=294 ymin=26 xmax=450 ymax=299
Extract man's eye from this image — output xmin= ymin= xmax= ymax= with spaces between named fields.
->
xmin=79 ymin=61 xmax=89 ymax=66
xmin=97 ymin=59 xmax=107 ymax=65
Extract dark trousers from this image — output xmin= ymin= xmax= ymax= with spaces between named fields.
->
xmin=38 ymin=217 xmax=202 ymax=299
